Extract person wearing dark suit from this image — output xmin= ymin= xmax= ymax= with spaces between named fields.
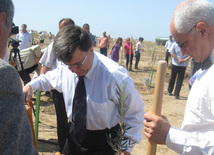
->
xmin=0 ymin=0 xmax=37 ymax=154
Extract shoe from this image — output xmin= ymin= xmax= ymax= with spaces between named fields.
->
xmin=167 ymin=91 xmax=172 ymax=96
xmin=129 ymin=68 xmax=133 ymax=71
xmin=135 ymin=67 xmax=139 ymax=70
xmin=174 ymin=95 xmax=179 ymax=99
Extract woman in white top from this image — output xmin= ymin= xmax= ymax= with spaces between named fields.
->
xmin=135 ymin=37 xmax=144 ymax=69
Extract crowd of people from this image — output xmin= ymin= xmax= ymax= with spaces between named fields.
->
xmin=1 ymin=0 xmax=214 ymax=155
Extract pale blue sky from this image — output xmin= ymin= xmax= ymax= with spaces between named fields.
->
xmin=13 ymin=0 xmax=214 ymax=41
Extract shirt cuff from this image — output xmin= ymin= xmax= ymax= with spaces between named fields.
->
xmin=121 ymin=139 xmax=135 ymax=153
xmin=166 ymin=127 xmax=187 ymax=154
xmin=28 ymin=78 xmax=41 ymax=90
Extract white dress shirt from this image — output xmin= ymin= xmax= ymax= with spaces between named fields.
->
xmin=39 ymin=42 xmax=59 ymax=70
xmin=165 ymin=40 xmax=175 ymax=50
xmin=166 ymin=49 xmax=214 ymax=154
xmin=16 ymin=31 xmax=32 ymax=50
xmin=169 ymin=42 xmax=189 ymax=67
xmin=29 ymin=51 xmax=144 ymax=153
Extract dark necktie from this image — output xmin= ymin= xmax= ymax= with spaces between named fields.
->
xmin=72 ymin=76 xmax=87 ymax=143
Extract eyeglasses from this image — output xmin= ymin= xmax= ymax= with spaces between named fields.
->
xmin=67 ymin=52 xmax=89 ymax=68
xmin=178 ymin=24 xmax=197 ymax=49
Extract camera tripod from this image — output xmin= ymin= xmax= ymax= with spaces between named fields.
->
xmin=8 ymin=38 xmax=27 ymax=84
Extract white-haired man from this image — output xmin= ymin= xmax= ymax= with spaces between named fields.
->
xmin=143 ymin=0 xmax=214 ymax=154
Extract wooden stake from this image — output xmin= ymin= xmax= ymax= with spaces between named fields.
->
xmin=146 ymin=60 xmax=167 ymax=155
xmin=26 ymin=101 xmax=37 ymax=149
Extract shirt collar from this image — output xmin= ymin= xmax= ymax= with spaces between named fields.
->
xmin=201 ymin=49 xmax=214 ymax=70
xmin=85 ymin=51 xmax=97 ymax=80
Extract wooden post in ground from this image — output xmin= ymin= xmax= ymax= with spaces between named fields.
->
xmin=26 ymin=101 xmax=37 ymax=149
xmin=146 ymin=61 xmax=167 ymax=155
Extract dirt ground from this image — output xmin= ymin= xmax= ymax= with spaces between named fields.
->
xmin=30 ymin=41 xmax=191 ymax=155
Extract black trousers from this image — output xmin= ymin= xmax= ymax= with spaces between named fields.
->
xmin=168 ymin=64 xmax=186 ymax=96
xmin=165 ymin=50 xmax=171 ymax=66
xmin=51 ymin=90 xmax=69 ymax=153
xmin=126 ymin=54 xmax=133 ymax=68
xmin=18 ymin=64 xmax=38 ymax=85
xmin=100 ymin=48 xmax=107 ymax=56
xmin=135 ymin=52 xmax=140 ymax=68
xmin=62 ymin=122 xmax=119 ymax=155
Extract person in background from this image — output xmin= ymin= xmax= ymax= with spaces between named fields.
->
xmin=143 ymin=0 xmax=214 ymax=154
xmin=23 ymin=25 xmax=144 ymax=155
xmin=94 ymin=36 xmax=97 ymax=47
xmin=165 ymin=35 xmax=174 ymax=66
xmin=16 ymin=45 xmax=42 ymax=85
xmin=39 ymin=31 xmax=45 ymax=46
xmin=98 ymin=31 xmax=109 ymax=56
xmin=16 ymin=24 xmax=32 ymax=50
xmin=0 ymin=0 xmax=38 ymax=154
xmin=39 ymin=18 xmax=75 ymax=155
xmin=134 ymin=37 xmax=144 ymax=69
xmin=108 ymin=34 xmax=111 ymax=49
xmin=48 ymin=32 xmax=52 ymax=44
xmin=109 ymin=37 xmax=123 ymax=62
xmin=83 ymin=23 xmax=96 ymax=46
xmin=167 ymin=42 xmax=190 ymax=99
xmin=29 ymin=29 xmax=35 ymax=45
xmin=124 ymin=37 xmax=134 ymax=71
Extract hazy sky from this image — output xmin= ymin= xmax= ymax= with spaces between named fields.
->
xmin=13 ymin=0 xmax=214 ymax=41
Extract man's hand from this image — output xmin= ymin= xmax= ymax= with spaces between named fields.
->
xmin=178 ymin=59 xmax=185 ymax=64
xmin=9 ymin=60 xmax=16 ymax=67
xmin=143 ymin=112 xmax=171 ymax=144
xmin=23 ymin=84 xmax=33 ymax=102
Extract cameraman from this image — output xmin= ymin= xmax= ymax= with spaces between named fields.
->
xmin=16 ymin=45 xmax=42 ymax=85
xmin=0 ymin=0 xmax=38 ymax=154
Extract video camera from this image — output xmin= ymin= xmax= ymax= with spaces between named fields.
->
xmin=11 ymin=23 xmax=19 ymax=35
xmin=8 ymin=23 xmax=21 ymax=64
xmin=8 ymin=23 xmax=21 ymax=61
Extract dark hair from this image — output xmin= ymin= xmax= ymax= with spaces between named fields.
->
xmin=83 ymin=23 xmax=89 ymax=28
xmin=59 ymin=18 xmax=75 ymax=26
xmin=0 ymin=0 xmax=14 ymax=28
xmin=53 ymin=25 xmax=92 ymax=63
xmin=22 ymin=24 xmax=27 ymax=27
xmin=139 ymin=37 xmax=144 ymax=41
xmin=116 ymin=37 xmax=123 ymax=45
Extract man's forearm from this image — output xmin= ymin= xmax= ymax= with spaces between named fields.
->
xmin=40 ymin=65 xmax=50 ymax=75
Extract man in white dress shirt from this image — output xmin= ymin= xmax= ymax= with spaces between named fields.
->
xmin=143 ymin=0 xmax=214 ymax=154
xmin=23 ymin=25 xmax=144 ymax=155
xmin=165 ymin=35 xmax=174 ymax=66
xmin=39 ymin=18 xmax=75 ymax=154
xmin=16 ymin=24 xmax=32 ymax=50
